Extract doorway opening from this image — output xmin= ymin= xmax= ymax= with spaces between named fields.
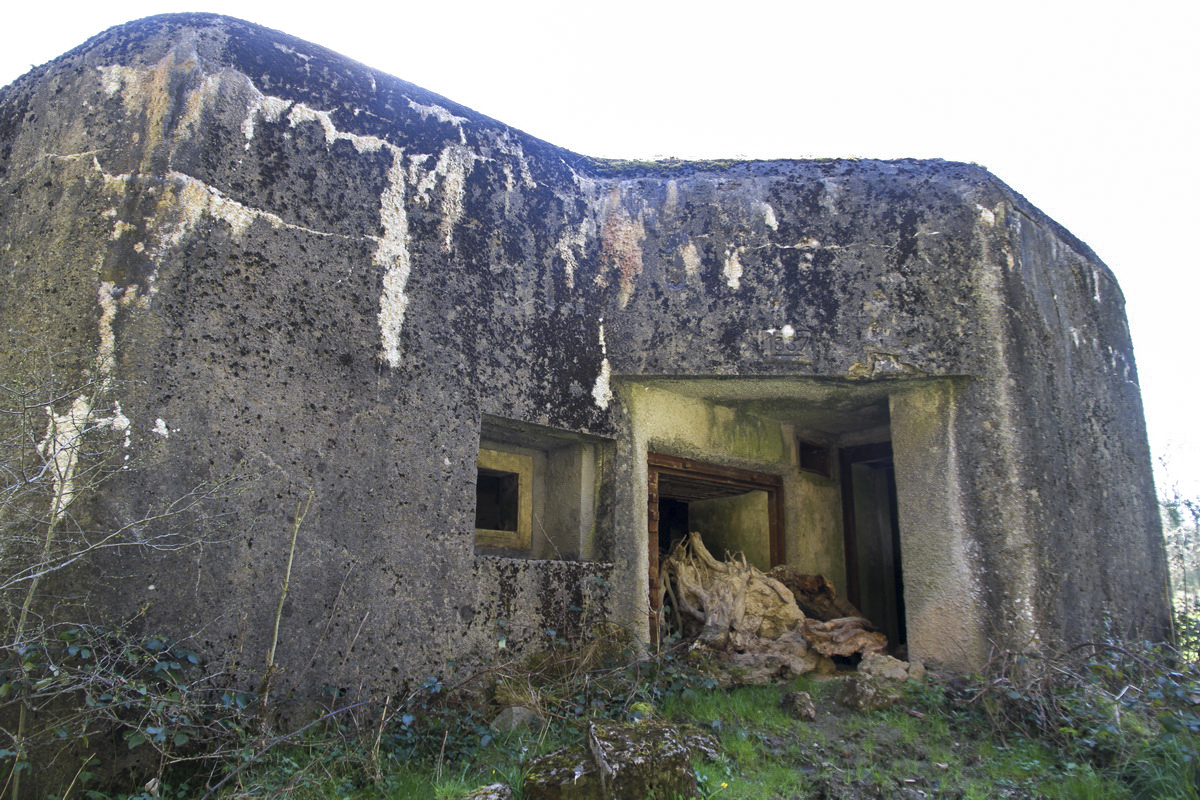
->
xmin=841 ymin=441 xmax=906 ymax=650
xmin=647 ymin=453 xmax=783 ymax=641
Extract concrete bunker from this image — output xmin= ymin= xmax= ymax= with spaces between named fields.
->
xmin=0 ymin=13 xmax=1171 ymax=702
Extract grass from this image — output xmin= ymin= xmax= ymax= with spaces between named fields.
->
xmin=59 ymin=638 xmax=1200 ymax=800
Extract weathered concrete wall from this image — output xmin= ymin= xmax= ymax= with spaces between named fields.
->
xmin=0 ymin=12 xmax=1169 ymax=692
xmin=627 ymin=384 xmax=792 ymax=465
xmin=967 ymin=207 xmax=1169 ymax=649
xmin=466 ymin=557 xmax=615 ymax=658
xmin=891 ymin=382 xmax=989 ymax=667
xmin=784 ymin=463 xmax=846 ymax=594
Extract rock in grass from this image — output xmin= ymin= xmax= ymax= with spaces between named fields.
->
xmin=460 ymin=784 xmax=515 ymax=800
xmin=836 ymin=674 xmax=904 ymax=712
xmin=859 ymin=653 xmax=920 ymax=681
xmin=679 ymin=726 xmax=722 ymax=761
xmin=588 ymin=721 xmax=698 ymax=800
xmin=524 ymin=747 xmax=602 ymax=800
xmin=491 ymin=705 xmax=543 ymax=732
xmin=524 ymin=721 xmax=700 ymax=799
xmin=781 ymin=690 xmax=817 ymax=720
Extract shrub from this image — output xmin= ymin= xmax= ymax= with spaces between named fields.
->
xmin=970 ymin=641 xmax=1200 ymax=798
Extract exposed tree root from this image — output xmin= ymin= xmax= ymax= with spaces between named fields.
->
xmin=659 ymin=532 xmax=886 ymax=683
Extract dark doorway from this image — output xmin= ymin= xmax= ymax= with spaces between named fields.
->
xmin=841 ymin=442 xmax=906 ymax=650
xmin=658 ymin=498 xmax=691 ymax=556
xmin=647 ymin=454 xmax=784 ymax=642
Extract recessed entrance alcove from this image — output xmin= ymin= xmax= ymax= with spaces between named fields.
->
xmin=621 ymin=377 xmax=981 ymax=663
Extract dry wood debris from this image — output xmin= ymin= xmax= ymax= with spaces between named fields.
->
xmin=659 ymin=532 xmax=886 ymax=682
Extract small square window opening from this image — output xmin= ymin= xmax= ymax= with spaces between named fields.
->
xmin=797 ymin=439 xmax=832 ymax=478
xmin=475 ymin=448 xmax=533 ymax=549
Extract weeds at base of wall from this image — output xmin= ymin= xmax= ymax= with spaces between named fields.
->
xmin=32 ymin=624 xmax=1198 ymax=800
xmin=965 ymin=638 xmax=1200 ymax=799
xmin=0 ymin=345 xmax=258 ymax=799
xmin=0 ymin=624 xmax=257 ymax=797
xmin=26 ymin=626 xmax=718 ymax=798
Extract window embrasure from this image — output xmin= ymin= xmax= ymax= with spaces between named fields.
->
xmin=474 ymin=417 xmax=610 ymax=561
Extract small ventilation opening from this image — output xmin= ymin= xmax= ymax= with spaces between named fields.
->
xmin=798 ymin=439 xmax=832 ymax=477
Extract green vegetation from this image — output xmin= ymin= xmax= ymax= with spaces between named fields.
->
xmin=0 ymin=345 xmax=246 ymax=800
xmin=14 ymin=628 xmax=1190 ymax=800
xmin=574 ymin=155 xmax=744 ymax=177
xmin=1163 ymin=484 xmax=1200 ymax=659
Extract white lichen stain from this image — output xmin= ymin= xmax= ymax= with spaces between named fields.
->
xmin=976 ymin=204 xmax=996 ymax=226
xmin=557 ymin=226 xmax=589 ymax=290
xmin=557 ymin=244 xmax=577 ymax=288
xmin=96 ymin=281 xmax=122 ymax=379
xmin=175 ymin=74 xmax=225 ymax=140
xmin=680 ymin=242 xmax=701 ymax=278
xmin=376 ymin=150 xmax=413 ymax=368
xmin=38 ymin=398 xmax=98 ymax=519
xmin=112 ymin=405 xmax=132 ymax=450
xmin=93 ymin=41 xmax=207 ymax=163
xmin=430 ymin=145 xmax=477 ymax=252
xmin=152 ymin=418 xmax=170 ymax=438
xmin=592 ymin=320 xmax=613 ymax=410
xmin=38 ymin=284 xmax=138 ymax=519
xmin=75 ymin=154 xmax=351 ymax=310
xmin=592 ymin=360 xmax=613 ymax=410
xmin=272 ymin=42 xmax=312 ymax=61
xmin=97 ymin=64 xmax=128 ymax=96
xmin=94 ymin=53 xmax=473 ymax=372
xmin=161 ymin=171 xmax=344 ymax=249
xmin=724 ymin=246 xmax=744 ymax=290
xmin=38 ymin=398 xmax=133 ymax=520
xmin=285 ymin=103 xmax=387 ymax=153
xmin=492 ymin=132 xmax=537 ymax=189
xmin=95 ymin=157 xmax=131 ymax=195
xmin=241 ymin=86 xmax=388 ymax=155
xmin=110 ymin=221 xmax=135 ymax=241
xmin=665 ymin=180 xmax=679 ymax=213
xmin=407 ymin=99 xmax=468 ymax=144
xmin=406 ymin=144 xmax=478 ymax=251
xmin=758 ymin=201 xmax=779 ymax=230
xmin=241 ymin=94 xmax=292 ymax=143
xmin=233 ymin=78 xmax=431 ymax=366
xmin=819 ymin=179 xmax=842 ymax=213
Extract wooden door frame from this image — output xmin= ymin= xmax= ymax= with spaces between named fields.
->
xmin=647 ymin=453 xmax=785 ymax=642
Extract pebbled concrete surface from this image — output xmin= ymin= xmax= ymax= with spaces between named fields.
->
xmin=0 ymin=13 xmax=1169 ymax=697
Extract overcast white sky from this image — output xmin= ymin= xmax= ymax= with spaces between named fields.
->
xmin=3 ymin=1 xmax=1198 ymax=496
